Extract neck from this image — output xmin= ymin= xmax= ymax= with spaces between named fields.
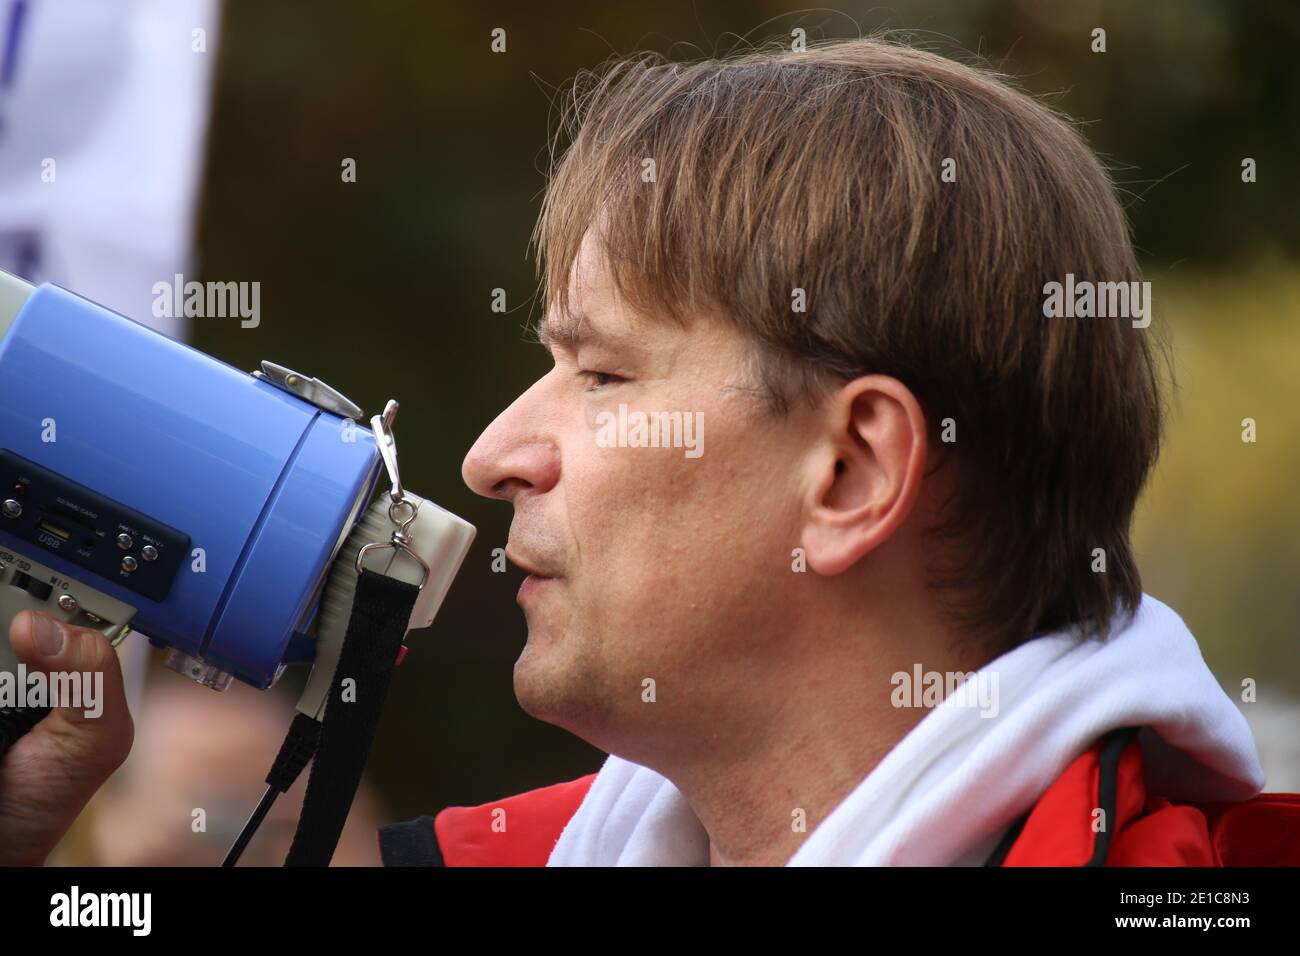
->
xmin=667 ymin=605 xmax=991 ymax=866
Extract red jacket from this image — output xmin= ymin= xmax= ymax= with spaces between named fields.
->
xmin=378 ymin=727 xmax=1300 ymax=866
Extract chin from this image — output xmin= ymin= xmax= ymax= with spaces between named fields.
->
xmin=512 ymin=639 xmax=612 ymax=737
xmin=512 ymin=640 xmax=567 ymax=722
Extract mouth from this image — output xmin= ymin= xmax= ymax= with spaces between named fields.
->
xmin=507 ymin=549 xmax=562 ymax=601
xmin=506 ymin=549 xmax=559 ymax=579
xmin=516 ymin=574 xmax=557 ymax=602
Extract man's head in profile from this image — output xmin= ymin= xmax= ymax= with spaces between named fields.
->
xmin=461 ymin=38 xmax=1165 ymax=864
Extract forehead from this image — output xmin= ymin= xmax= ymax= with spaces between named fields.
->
xmin=537 ymin=301 xmax=653 ymax=357
xmin=538 ymin=238 xmax=656 ymax=350
xmin=538 ymin=226 xmax=732 ymax=361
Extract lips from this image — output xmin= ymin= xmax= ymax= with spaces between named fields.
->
xmin=510 ymin=549 xmax=561 ymax=604
xmin=506 ymin=548 xmax=560 ymax=580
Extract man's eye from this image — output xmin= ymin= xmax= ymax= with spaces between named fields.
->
xmin=579 ymin=370 xmax=625 ymax=391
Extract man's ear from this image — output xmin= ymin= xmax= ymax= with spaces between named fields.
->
xmin=799 ymin=375 xmax=928 ymax=576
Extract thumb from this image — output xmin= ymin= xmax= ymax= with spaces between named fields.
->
xmin=6 ymin=608 xmax=133 ymax=775
xmin=0 ymin=610 xmax=135 ymax=864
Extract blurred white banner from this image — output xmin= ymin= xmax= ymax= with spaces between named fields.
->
xmin=0 ymin=0 xmax=220 ymax=333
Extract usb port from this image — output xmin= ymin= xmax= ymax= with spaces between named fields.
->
xmin=36 ymin=519 xmax=72 ymax=542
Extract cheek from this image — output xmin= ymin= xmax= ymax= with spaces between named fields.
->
xmin=568 ymin=418 xmax=790 ymax=588
xmin=563 ymin=438 xmax=670 ymax=568
xmin=566 ymin=368 xmax=801 ymax=563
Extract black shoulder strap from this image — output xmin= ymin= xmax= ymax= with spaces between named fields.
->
xmin=284 ymin=569 xmax=419 ymax=867
xmin=984 ymin=725 xmax=1141 ymax=867
xmin=378 ymin=815 xmax=446 ymax=867
xmin=1084 ymin=725 xmax=1140 ymax=866
xmin=982 ymin=809 xmax=1030 ymax=867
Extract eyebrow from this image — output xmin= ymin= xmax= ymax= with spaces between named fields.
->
xmin=537 ymin=312 xmax=615 ymax=352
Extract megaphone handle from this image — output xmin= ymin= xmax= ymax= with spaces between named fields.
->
xmin=0 ymin=704 xmax=51 ymax=759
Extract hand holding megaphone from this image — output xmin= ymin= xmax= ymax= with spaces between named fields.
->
xmin=0 ymin=271 xmax=475 ymax=866
xmin=0 ymin=610 xmax=132 ymax=865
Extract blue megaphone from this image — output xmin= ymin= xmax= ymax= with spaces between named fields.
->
xmin=0 ymin=266 xmax=473 ymax=713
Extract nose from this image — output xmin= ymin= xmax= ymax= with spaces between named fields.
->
xmin=461 ymin=375 xmax=561 ymax=502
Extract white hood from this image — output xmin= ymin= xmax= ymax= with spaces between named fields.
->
xmin=547 ymin=594 xmax=1265 ymax=866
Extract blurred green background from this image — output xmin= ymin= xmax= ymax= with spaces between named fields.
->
xmin=190 ymin=0 xmax=1299 ymax=819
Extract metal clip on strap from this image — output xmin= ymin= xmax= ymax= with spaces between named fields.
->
xmin=355 ymin=400 xmax=431 ymax=591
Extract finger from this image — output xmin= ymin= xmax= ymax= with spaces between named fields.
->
xmin=7 ymin=610 xmax=133 ymax=770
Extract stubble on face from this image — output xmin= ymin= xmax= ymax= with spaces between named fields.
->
xmin=515 ymin=373 xmax=804 ymax=757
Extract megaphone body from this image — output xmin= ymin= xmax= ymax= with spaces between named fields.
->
xmin=0 ymin=268 xmax=473 ymax=698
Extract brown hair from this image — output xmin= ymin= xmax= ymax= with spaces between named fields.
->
xmin=535 ymin=37 xmax=1166 ymax=650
